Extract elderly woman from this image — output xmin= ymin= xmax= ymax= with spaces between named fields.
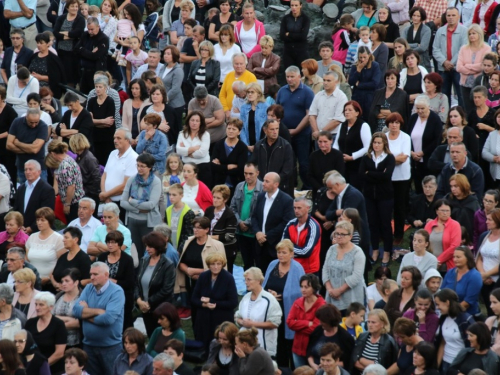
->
xmin=388 ymin=38 xmax=409 ymax=73
xmin=214 ymin=24 xmax=242 ymax=84
xmin=88 ymin=202 xmax=132 ymax=257
xmin=121 ymin=153 xmax=162 ymax=259
xmin=469 ymin=84 xmax=496 ymax=152
xmin=135 ymin=231 xmax=176 ymax=337
xmin=6 ymin=67 xmax=39 ymax=116
xmin=47 ymin=141 xmax=85 ymax=222
xmin=25 ymin=292 xmax=67 ymax=375
xmin=446 ymin=175 xmax=481 ymax=236
xmin=235 ymin=267 xmax=282 ymax=357
xmin=370 ymin=24 xmax=389 ymax=86
xmin=323 ymin=221 xmax=366 ymax=314
xmin=387 ymin=318 xmax=424 ymax=375
xmin=403 ymin=7 xmax=431 ymax=71
xmin=333 ymin=100 xmax=371 ymax=191
xmin=352 ymin=309 xmax=398 ymax=372
xmin=208 ymin=0 xmax=237 ymax=42
xmin=55 ymin=92 xmax=93 ymax=148
xmin=87 ymin=75 xmax=116 ymax=166
xmin=247 ymin=36 xmax=280 ymax=95
xmin=12 ymin=268 xmax=38 ymax=320
xmin=0 ymin=212 xmax=28 ymax=261
xmin=408 ymin=95 xmax=442 ymax=194
xmin=26 ymin=208 xmax=65 ymax=289
xmin=261 ymin=240 xmax=304 ymax=367
xmin=188 ymin=41 xmax=221 ymax=96
xmin=15 ymin=329 xmax=50 ymax=375
xmin=396 ymin=229 xmax=437 ymax=284
xmin=360 ymin=132 xmax=396 ymax=266
xmin=400 ymin=50 xmax=428 ymax=105
xmin=147 ymin=302 xmax=185 ymax=357
xmin=0 ymin=283 xmax=24 ymax=341
xmin=234 ymin=2 xmax=265 ymax=58
xmin=191 ymin=253 xmax=238 ymax=350
xmin=112 ymin=327 xmax=153 ymax=375
xmin=234 ymin=328 xmax=275 ymax=375
xmin=411 ymin=73 xmax=449 ymax=123
xmin=207 ymin=322 xmax=239 ymax=374
xmin=351 ymin=0 xmax=378 ymax=29
xmin=136 ymin=113 xmax=168 ymax=175
xmin=301 ymin=59 xmax=323 ymax=95
xmin=280 ymin=0 xmax=310 ymax=69
xmin=240 ymin=83 xmax=270 ymax=152
xmin=445 ymin=106 xmax=480 ymax=162
xmin=385 ymin=266 xmax=422 ymax=328
xmin=123 ymin=79 xmax=149 ymax=144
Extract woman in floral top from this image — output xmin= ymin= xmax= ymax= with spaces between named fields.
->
xmin=53 ymin=268 xmax=82 ymax=347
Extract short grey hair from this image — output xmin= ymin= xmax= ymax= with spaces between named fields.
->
xmin=285 ymin=66 xmax=300 ymax=75
xmin=472 ymin=85 xmax=488 ymax=98
xmin=232 ymin=80 xmax=246 ymax=92
xmin=25 ymin=160 xmax=41 ymax=171
xmin=148 ymin=48 xmax=161 ymax=56
xmin=363 ymin=364 xmax=388 ymax=375
xmin=154 ymin=224 xmax=172 ymax=239
xmin=193 ymin=86 xmax=208 ymax=99
xmin=87 ymin=16 xmax=100 ymax=27
xmin=91 ymin=261 xmax=110 ymax=273
xmin=34 ymin=291 xmax=56 ymax=307
xmin=447 ymin=126 xmax=463 ymax=138
xmin=79 ymin=197 xmax=96 ymax=210
xmin=326 ymin=173 xmax=346 ymax=185
xmin=422 ymin=175 xmax=437 ymax=186
xmin=102 ymin=202 xmax=120 ymax=217
xmin=294 ymin=196 xmax=312 ymax=208
xmin=7 ymin=247 xmax=26 ymax=260
xmin=0 ymin=284 xmax=14 ymax=305
xmin=414 ymin=95 xmax=430 ymax=107
xmin=26 ymin=108 xmax=41 ymax=117
xmin=115 ymin=128 xmax=132 ymax=141
xmin=324 ymin=71 xmax=339 ymax=81
xmin=94 ymin=75 xmax=109 ymax=87
xmin=232 ymin=52 xmax=248 ymax=65
xmin=153 ymin=353 xmax=175 ymax=370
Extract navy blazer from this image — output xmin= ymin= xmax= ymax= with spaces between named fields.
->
xmin=251 ymin=189 xmax=294 ymax=247
xmin=13 ymin=179 xmax=55 ymax=233
xmin=0 ymin=46 xmax=34 ymax=80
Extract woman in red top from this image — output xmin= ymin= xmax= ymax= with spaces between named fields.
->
xmin=473 ymin=0 xmax=497 ymax=36
xmin=181 ymin=162 xmax=213 ymax=216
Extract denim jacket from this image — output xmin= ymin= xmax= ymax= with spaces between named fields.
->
xmin=239 ymin=102 xmax=270 ymax=146
xmin=229 ymin=179 xmax=263 ymax=234
xmin=136 ymin=129 xmax=169 ymax=174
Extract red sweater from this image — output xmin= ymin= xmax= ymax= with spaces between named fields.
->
xmin=425 ymin=217 xmax=461 ymax=270
xmin=181 ymin=180 xmax=213 ymax=212
xmin=473 ymin=2 xmax=497 ymax=35
xmin=286 ymin=295 xmax=326 ymax=356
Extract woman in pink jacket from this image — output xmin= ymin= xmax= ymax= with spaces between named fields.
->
xmin=234 ymin=2 xmax=265 ymax=58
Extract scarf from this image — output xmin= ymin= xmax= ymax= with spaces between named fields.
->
xmin=130 ymin=172 xmax=155 ymax=203
xmin=407 ymin=23 xmax=422 ymax=44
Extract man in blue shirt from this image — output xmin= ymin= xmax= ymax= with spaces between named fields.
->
xmin=3 ymin=0 xmax=38 ymax=50
xmin=276 ymin=66 xmax=315 ymax=190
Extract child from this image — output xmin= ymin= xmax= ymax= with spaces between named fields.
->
xmin=114 ymin=10 xmax=135 ymax=65
xmin=423 ymin=268 xmax=442 ymax=296
xmin=80 ymin=2 xmax=89 ymax=19
xmin=88 ymin=5 xmax=99 ymax=17
xmin=265 ymin=83 xmax=280 ymax=106
xmin=345 ymin=26 xmax=371 ymax=75
xmin=125 ymin=36 xmax=148 ymax=84
xmin=163 ymin=153 xmax=184 ymax=207
xmin=340 ymin=302 xmax=365 ymax=339
xmin=165 ymin=183 xmax=195 ymax=252
xmin=488 ymin=17 xmax=500 ymax=52
xmin=403 ymin=289 xmax=440 ymax=343
xmin=373 ymin=278 xmax=398 ymax=309
xmin=331 ymin=14 xmax=355 ymax=66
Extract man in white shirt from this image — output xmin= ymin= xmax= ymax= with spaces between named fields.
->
xmin=67 ymin=198 xmax=102 ymax=253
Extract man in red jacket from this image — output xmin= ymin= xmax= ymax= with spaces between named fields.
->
xmin=282 ymin=196 xmax=321 ymax=274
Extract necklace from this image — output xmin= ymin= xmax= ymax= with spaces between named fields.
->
xmin=16 ymin=301 xmax=29 ymax=316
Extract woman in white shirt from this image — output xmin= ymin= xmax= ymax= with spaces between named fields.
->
xmin=6 ymin=67 xmax=40 ymax=116
xmin=214 ymin=24 xmax=241 ymax=84
xmin=176 ymin=111 xmax=211 ymax=188
xmin=367 ymin=266 xmax=392 ymax=310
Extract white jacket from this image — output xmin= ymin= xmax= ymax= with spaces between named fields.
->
xmin=399 ymin=65 xmax=428 ymax=93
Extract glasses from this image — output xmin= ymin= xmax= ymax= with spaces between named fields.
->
xmin=136 ymin=164 xmax=148 ymax=169
xmin=6 ymin=258 xmax=21 ymax=262
xmin=41 ymin=98 xmax=52 ymax=103
xmin=333 ymin=232 xmax=351 ymax=238
xmin=200 ymin=48 xmax=209 ymax=52
xmin=13 ymin=340 xmax=26 ymax=344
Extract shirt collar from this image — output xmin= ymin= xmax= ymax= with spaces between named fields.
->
xmin=266 ymin=189 xmax=279 ymax=200
xmin=96 ymin=280 xmax=111 ymax=295
xmin=26 ymin=177 xmax=40 ymax=188
xmin=338 ymin=184 xmax=349 ymax=200
xmin=451 ymin=157 xmax=468 ymax=171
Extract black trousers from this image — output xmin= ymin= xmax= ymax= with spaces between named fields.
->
xmin=393 ymin=179 xmax=411 ymax=240
xmin=256 ymin=241 xmax=276 ymax=274
xmin=366 ymin=197 xmax=394 ymax=255
xmin=283 ymin=44 xmax=310 ymax=71
xmin=412 ymin=162 xmax=431 ymax=195
xmin=237 ymin=234 xmax=257 ymax=270
xmin=80 ymin=68 xmax=96 ymax=95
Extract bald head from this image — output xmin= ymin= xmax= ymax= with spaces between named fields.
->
xmin=263 ymin=172 xmax=280 ymax=195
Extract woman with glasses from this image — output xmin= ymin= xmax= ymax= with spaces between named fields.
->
xmin=240 ymin=83 xmax=269 ymax=153
xmin=188 ymin=41 xmax=221 ymax=96
xmin=14 ymin=329 xmax=50 ymax=375
xmin=322 ymin=221 xmax=366 ymax=315
xmin=12 ymin=268 xmax=38 ymax=320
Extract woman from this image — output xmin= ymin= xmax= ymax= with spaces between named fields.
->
xmin=435 ymin=289 xmax=474 ymax=374
xmin=53 ymin=0 xmax=85 ymax=89
xmin=87 ymin=75 xmax=116 ymax=166
xmin=146 ymin=302 xmax=185 ymax=357
xmin=400 ymin=50 xmax=428 ymax=105
xmin=234 ymin=267 xmax=282 ymax=357
xmin=52 ymin=269 xmax=82 ymax=348
xmin=351 ymin=309 xmax=398 ymax=373
xmin=0 ymin=212 xmax=28 ymax=262
xmin=188 ymin=41 xmax=221 ymax=97
xmin=482 ymin=108 xmax=500 ymax=186
xmin=14 ymin=330 xmax=50 ymax=375
xmin=98 ymin=0 xmax=118 ymax=44
xmin=385 ymin=266 xmax=422 ymax=328
xmin=25 ymin=208 xmax=65 ymax=289
xmin=135 ymin=231 xmax=176 ymax=337
xmin=136 ymin=113 xmax=168 ymax=175
xmin=425 ymin=199 xmax=462 ymax=272
xmin=351 ymin=0 xmax=378 ymax=29
xmin=402 ymin=289 xmax=440 ymax=343
xmin=0 ymin=86 xmax=18 ymax=183
xmin=316 ymin=343 xmax=350 ymax=375
xmin=47 ymin=141 xmax=85 ymax=222
xmin=214 ymin=24 xmax=242 ymax=85
xmin=408 ymin=95 xmax=442 ymax=194
xmin=348 ymin=47 xmax=381 ymax=120
xmin=262 ymin=240 xmax=304 ymax=367
xmin=68 ymin=134 xmax=101 ymax=206
xmin=6 ymin=67 xmax=39 ymax=116
xmin=388 ymin=38 xmax=409 ymax=73
xmin=458 ymin=24 xmax=491 ymax=113
xmin=63 ymin=348 xmax=89 ymax=375
xmin=122 ymin=79 xmax=149 ymax=144
xmin=0 ymin=339 xmax=25 ymax=375
xmin=370 ymin=24 xmax=389 ymax=87
xmin=367 ymin=266 xmax=391 ymax=311
xmin=412 ymin=73 xmax=449 ymax=124
xmin=176 ymin=111 xmax=211 ymax=187
xmin=208 ymin=0 xmax=237 ymax=42
xmin=377 ymin=6 xmax=400 ymax=53
xmin=469 ymin=84 xmax=496 ymax=152
xmin=332 ymin=101 xmax=371 ymax=190
xmin=301 ymin=59 xmax=323 ymax=95
xmin=402 ymin=341 xmax=440 ymax=375
xmin=368 ymin=70 xmax=409 ymax=133
xmin=40 ymin=87 xmax=62 ymax=124
xmin=487 ymin=70 xmax=500 ymax=110
xmin=25 ymin=292 xmax=67 ymax=375
xmin=211 ymin=118 xmax=247 ymax=190
xmin=323 ymin=222 xmax=366 ymax=314
xmin=161 ymin=45 xmax=185 ymax=127
xmin=441 ymin=246 xmax=483 ymax=316
xmin=206 ymin=322 xmax=239 ymax=375
xmin=191 ymin=253 xmax=238 ymax=351
xmin=397 ymin=229 xmax=438 ymax=285
xmin=287 ymin=274 xmax=326 ymax=368
xmin=234 ymin=2 xmax=265 ymax=58
xmin=55 ymin=92 xmax=93 ymax=148
xmin=161 ymin=0 xmax=195 ymax=48
xmin=240 ymin=82 xmax=269 ymax=152
xmin=112 ymin=328 xmax=153 ymax=375
xmin=403 ymin=7 xmax=431 ymax=71
xmin=445 ymin=106 xmax=479 ymax=162
xmin=388 ymin=318 xmax=424 ymax=375
xmin=446 ymin=174 xmax=481 ymax=238
xmin=486 ymin=288 xmax=500 ymax=356
xmin=204 ymin=185 xmax=238 ymax=272
xmin=280 ymin=0 xmax=310 ymax=69
xmin=360 ymin=132 xmax=396 ymax=266
xmin=12 ymin=269 xmax=38 ymax=320
xmin=474 ymin=190 xmax=500 ymax=250
xmin=247 ymin=36 xmax=280 ymax=95
xmin=180 ymin=162 xmax=212 ymax=216
xmin=121 ymin=153 xmax=162 ymax=259
xmin=234 ymin=328 xmax=275 ymax=375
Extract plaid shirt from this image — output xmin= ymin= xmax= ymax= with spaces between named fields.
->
xmin=414 ymin=0 xmax=449 ymax=23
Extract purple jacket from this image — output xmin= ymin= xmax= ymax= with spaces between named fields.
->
xmin=403 ymin=308 xmax=440 ymax=343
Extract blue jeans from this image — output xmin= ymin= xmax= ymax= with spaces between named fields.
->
xmin=440 ymin=361 xmax=451 ymax=375
xmin=291 ymin=132 xmax=311 ymax=190
xmin=293 ymin=353 xmax=308 ymax=368
xmin=440 ymin=70 xmax=463 ymax=108
xmin=17 ymin=169 xmax=47 ymax=185
xmin=84 ymin=343 xmax=122 ymax=375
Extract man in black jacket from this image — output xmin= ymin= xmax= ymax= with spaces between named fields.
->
xmin=0 ymin=28 xmax=33 ymax=83
xmin=74 ymin=17 xmax=109 ymax=95
xmin=428 ymin=127 xmax=474 ymax=175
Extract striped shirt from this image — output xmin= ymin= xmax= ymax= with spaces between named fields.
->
xmin=361 ymin=334 xmax=380 ymax=362
xmin=195 ymin=66 xmax=206 ymax=87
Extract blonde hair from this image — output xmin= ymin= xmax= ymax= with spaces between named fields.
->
xmin=69 ymin=133 xmax=91 ymax=154
xmin=199 ymin=40 xmax=214 ymax=58
xmin=245 ymin=82 xmax=265 ymax=104
xmin=259 ymin=35 xmax=274 ymax=48
xmin=205 ymin=253 xmax=227 ymax=267
xmin=13 ymin=268 xmax=36 ymax=290
xmin=179 ymin=0 xmax=194 ymax=11
xmin=276 ymin=239 xmax=294 ymax=253
xmin=4 ymin=211 xmax=23 ymax=227
xmin=164 ymin=153 xmax=183 ymax=176
xmin=335 ymin=221 xmax=353 ymax=235
xmin=467 ymin=24 xmax=485 ymax=47
xmin=368 ymin=309 xmax=391 ymax=334
xmin=243 ymin=267 xmax=264 ymax=284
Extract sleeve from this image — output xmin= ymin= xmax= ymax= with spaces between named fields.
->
xmin=212 ymin=273 xmax=239 ymax=309
xmin=68 ymin=16 xmax=86 ymax=39
xmin=482 ymin=130 xmax=495 ymax=162
xmin=75 ymin=35 xmax=109 ymax=62
xmin=120 ymin=178 xmax=138 ymax=214
xmin=461 ymin=271 xmax=483 ymax=307
xmin=286 ymin=301 xmax=319 ymax=335
xmin=6 ymin=77 xmax=30 ymax=106
xmin=93 ymin=287 xmax=126 ymax=326
xmin=148 ymin=261 xmax=176 ymax=306
xmin=176 ymin=134 xmax=189 ymax=156
xmin=356 ymin=64 xmax=381 ymax=91
xmin=267 ymin=295 xmax=283 ymax=327
xmin=417 ymin=313 xmax=439 ymax=342
xmin=363 ymin=154 xmax=395 ymax=182
xmin=191 ymin=132 xmax=211 ymax=158
xmin=146 ymin=328 xmax=160 ymax=356
xmin=437 ymin=221 xmax=462 ymax=265
xmin=344 ymin=248 xmax=366 ymax=288
xmin=72 ymin=286 xmax=89 ymax=318
xmin=115 ymin=254 xmax=135 ymax=292
xmin=53 ymin=16 xmax=65 ymax=41
xmin=289 ymin=220 xmax=321 ymax=259
xmin=351 ymin=123 xmax=372 ymax=160
xmin=166 ymin=68 xmax=184 ymax=103
xmin=322 ymin=247 xmax=334 ymax=284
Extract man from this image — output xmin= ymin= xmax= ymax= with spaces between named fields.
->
xmin=251 ymin=172 xmax=294 ymax=271
xmin=309 ymin=71 xmax=347 ymax=143
xmin=316 ymin=42 xmax=342 ymax=77
xmin=3 ymin=0 xmax=38 ymax=50
xmin=100 ymin=129 xmax=138 ymax=222
xmin=67 ymin=198 xmax=101 ymax=253
xmin=164 ymin=339 xmax=195 ymax=375
xmin=266 ymin=104 xmax=292 ymax=144
xmin=132 ymin=48 xmax=164 ymax=80
xmin=414 ymin=0 xmax=448 ymax=24
xmin=449 ymin=0 xmax=476 ymax=27
xmin=188 ymin=86 xmax=226 ymax=147
xmin=229 ymin=81 xmax=247 ymax=119
xmin=437 ymin=142 xmax=485 ymax=198
xmin=251 ymin=120 xmax=294 ymax=196
xmin=433 ymin=7 xmax=468 ymax=108
xmin=153 ymin=353 xmax=176 ymax=375
xmin=73 ymin=262 xmax=125 ymax=375
xmin=473 ymin=53 xmax=498 ymax=89
xmin=7 ymin=108 xmax=48 ymax=184
xmin=74 ymin=17 xmax=109 ymax=95
xmin=153 ymin=224 xmax=180 ymax=265
xmin=0 ymin=247 xmax=42 ymax=290
xmin=428 ymin=127 xmax=475 ymax=174
xmin=230 ymin=162 xmax=263 ymax=270
xmin=0 ymin=28 xmax=33 ymax=83
xmin=276 ymin=66 xmax=315 ymax=190
xmin=407 ymin=175 xmax=438 ymax=229
xmin=282 ymin=197 xmax=321 ymax=274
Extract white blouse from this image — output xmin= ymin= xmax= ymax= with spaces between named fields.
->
xmin=386 ymin=131 xmax=412 ymax=181
xmin=214 ymin=43 xmax=241 ymax=82
xmin=26 ymin=231 xmax=64 ymax=278
xmin=176 ymin=131 xmax=211 ymax=164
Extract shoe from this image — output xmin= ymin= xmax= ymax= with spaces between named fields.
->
xmin=178 ymin=307 xmax=191 ymax=320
